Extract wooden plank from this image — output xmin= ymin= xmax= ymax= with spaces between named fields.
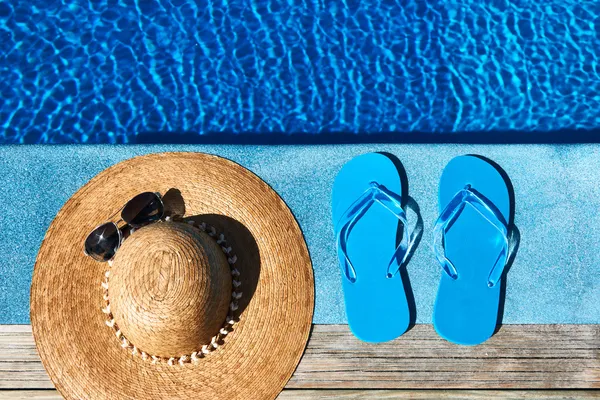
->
xmin=0 ymin=391 xmax=62 ymax=400
xmin=0 ymin=390 xmax=598 ymax=400
xmin=0 ymin=325 xmax=598 ymax=390
xmin=290 ymin=325 xmax=600 ymax=389
xmin=278 ymin=390 xmax=600 ymax=399
xmin=0 ymin=326 xmax=53 ymax=390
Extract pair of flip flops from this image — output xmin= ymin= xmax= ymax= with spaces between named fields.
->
xmin=332 ymin=153 xmax=514 ymax=345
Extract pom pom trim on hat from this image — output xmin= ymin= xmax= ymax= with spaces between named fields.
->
xmin=101 ymin=220 xmax=242 ymax=366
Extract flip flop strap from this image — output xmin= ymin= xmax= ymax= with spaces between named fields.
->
xmin=336 ymin=182 xmax=414 ymax=283
xmin=433 ymin=185 xmax=510 ymax=288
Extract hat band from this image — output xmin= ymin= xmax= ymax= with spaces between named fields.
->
xmin=100 ymin=220 xmax=242 ymax=366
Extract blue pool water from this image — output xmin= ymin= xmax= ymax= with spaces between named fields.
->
xmin=1 ymin=1 xmax=600 ymax=143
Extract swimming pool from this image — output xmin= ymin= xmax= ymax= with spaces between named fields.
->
xmin=1 ymin=1 xmax=599 ymax=143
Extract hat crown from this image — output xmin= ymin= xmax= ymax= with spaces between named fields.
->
xmin=109 ymin=222 xmax=231 ymax=358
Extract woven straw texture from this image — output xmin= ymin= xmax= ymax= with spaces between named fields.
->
xmin=109 ymin=223 xmax=233 ymax=358
xmin=30 ymin=152 xmax=314 ymax=400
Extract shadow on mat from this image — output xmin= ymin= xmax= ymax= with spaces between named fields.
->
xmin=377 ymin=152 xmax=424 ymax=332
xmin=470 ymin=155 xmax=521 ymax=336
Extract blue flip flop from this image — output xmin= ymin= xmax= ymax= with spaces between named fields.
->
xmin=433 ymin=155 xmax=514 ymax=345
xmin=332 ymin=153 xmax=415 ymax=343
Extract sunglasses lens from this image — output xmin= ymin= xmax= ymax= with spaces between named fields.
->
xmin=84 ymin=223 xmax=121 ymax=262
xmin=121 ymin=192 xmax=164 ymax=227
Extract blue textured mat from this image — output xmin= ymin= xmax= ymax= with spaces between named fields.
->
xmin=1 ymin=145 xmax=599 ymax=324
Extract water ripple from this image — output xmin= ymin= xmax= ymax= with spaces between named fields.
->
xmin=1 ymin=0 xmax=600 ymax=143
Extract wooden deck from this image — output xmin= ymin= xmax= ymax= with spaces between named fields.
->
xmin=0 ymin=324 xmax=598 ymax=398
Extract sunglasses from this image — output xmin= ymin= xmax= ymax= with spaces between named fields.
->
xmin=84 ymin=192 xmax=165 ymax=262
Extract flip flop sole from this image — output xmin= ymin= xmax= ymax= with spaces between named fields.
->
xmin=434 ymin=155 xmax=512 ymax=345
xmin=332 ymin=153 xmax=410 ymax=343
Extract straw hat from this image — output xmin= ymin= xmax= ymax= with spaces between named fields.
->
xmin=30 ymin=152 xmax=314 ymax=400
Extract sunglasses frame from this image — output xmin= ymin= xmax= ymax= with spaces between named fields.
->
xmin=121 ymin=192 xmax=165 ymax=229
xmin=83 ymin=222 xmax=123 ymax=261
xmin=83 ymin=192 xmax=164 ymax=262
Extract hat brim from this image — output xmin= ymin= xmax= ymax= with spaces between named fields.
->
xmin=30 ymin=152 xmax=314 ymax=400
